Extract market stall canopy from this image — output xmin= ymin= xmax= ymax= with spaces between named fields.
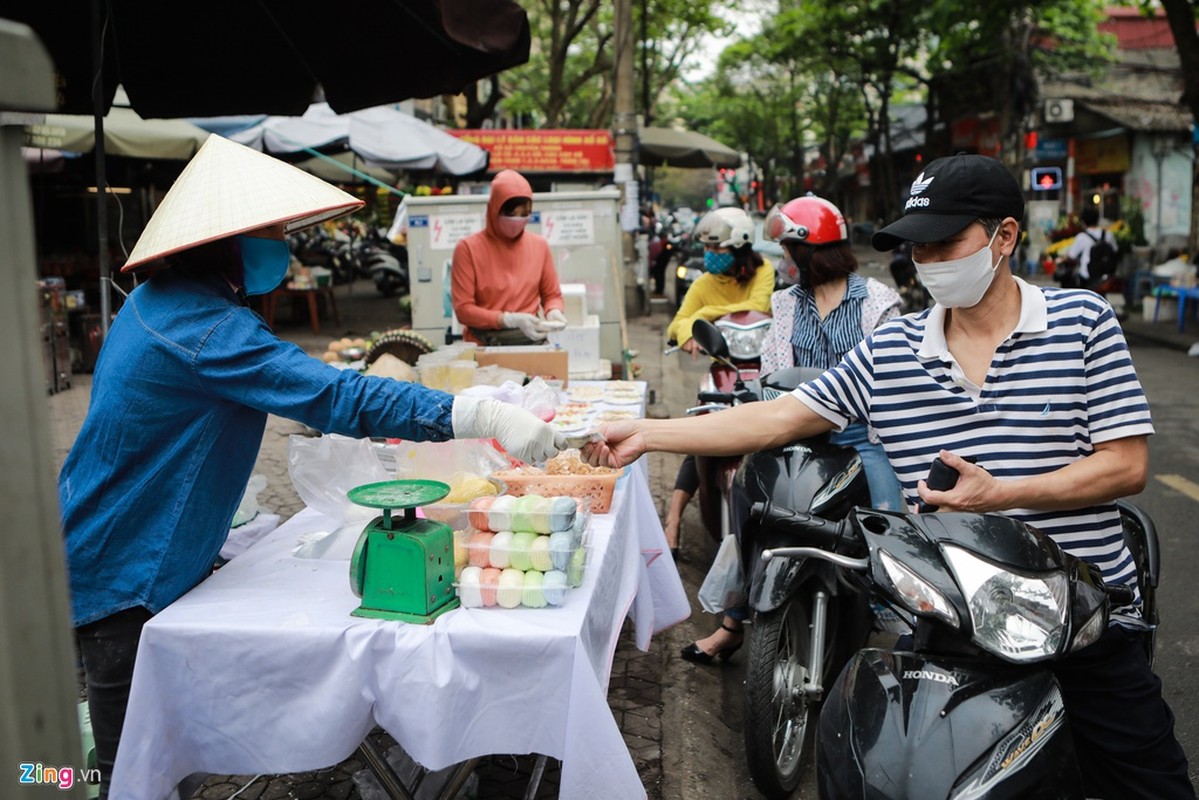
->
xmin=292 ymin=151 xmax=400 ymax=185
xmin=219 ymin=102 xmax=488 ymax=175
xmin=639 ymin=126 xmax=741 ymax=169
xmin=1 ymin=0 xmax=532 ymax=117
xmin=24 ymin=105 xmax=209 ymax=159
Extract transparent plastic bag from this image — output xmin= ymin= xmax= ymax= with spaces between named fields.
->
xmin=287 ymin=434 xmax=391 ymax=525
xmin=386 ymin=438 xmax=510 ymax=484
xmin=697 ymin=534 xmax=746 ymax=614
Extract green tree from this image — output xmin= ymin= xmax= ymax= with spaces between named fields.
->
xmin=501 ymin=0 xmax=727 ymax=129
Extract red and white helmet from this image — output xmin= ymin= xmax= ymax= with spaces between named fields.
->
xmin=693 ymin=207 xmax=755 ymax=249
xmin=764 ymin=195 xmax=848 ymax=246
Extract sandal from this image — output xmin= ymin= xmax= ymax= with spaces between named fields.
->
xmin=680 ymin=623 xmax=743 ymax=665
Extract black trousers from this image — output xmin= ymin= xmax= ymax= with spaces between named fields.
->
xmin=76 ymin=606 xmax=153 ymax=799
xmin=1052 ymin=625 xmax=1194 ymax=799
xmin=673 ymin=453 xmax=699 ymax=494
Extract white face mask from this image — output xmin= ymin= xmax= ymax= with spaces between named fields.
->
xmin=913 ymin=227 xmax=1002 ymax=309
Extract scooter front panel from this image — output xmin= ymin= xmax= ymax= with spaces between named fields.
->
xmin=817 ymin=649 xmax=1083 ymax=799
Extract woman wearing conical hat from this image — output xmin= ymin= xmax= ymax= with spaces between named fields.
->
xmin=60 ymin=135 xmax=565 ymax=798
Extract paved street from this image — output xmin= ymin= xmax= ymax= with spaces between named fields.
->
xmin=47 ymin=255 xmax=1197 ymax=799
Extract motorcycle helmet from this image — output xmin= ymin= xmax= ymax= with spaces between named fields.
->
xmin=764 ymin=195 xmax=848 ymax=246
xmin=693 ymin=207 xmax=755 ymax=250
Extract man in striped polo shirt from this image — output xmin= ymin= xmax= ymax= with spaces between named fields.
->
xmin=586 ymin=154 xmax=1192 ymax=797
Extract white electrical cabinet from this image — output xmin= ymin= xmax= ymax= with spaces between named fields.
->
xmin=404 ymin=190 xmax=624 ymax=367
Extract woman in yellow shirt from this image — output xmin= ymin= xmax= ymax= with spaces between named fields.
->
xmin=664 ymin=207 xmax=774 ymax=557
xmin=666 ymin=207 xmax=775 ymax=353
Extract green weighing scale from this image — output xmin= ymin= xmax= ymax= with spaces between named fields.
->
xmin=348 ymin=479 xmax=459 ymax=623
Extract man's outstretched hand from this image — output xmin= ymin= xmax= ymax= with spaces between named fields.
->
xmin=581 ymin=420 xmax=647 ymax=468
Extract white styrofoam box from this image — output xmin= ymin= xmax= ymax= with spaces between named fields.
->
xmin=1143 ymin=295 xmax=1177 ymax=323
xmin=559 ymin=283 xmax=588 ymax=326
xmin=547 ymin=314 xmax=601 ymax=372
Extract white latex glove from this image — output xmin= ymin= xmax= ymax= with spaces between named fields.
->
xmin=452 ymin=395 xmax=566 ymax=464
xmin=500 ymin=311 xmax=548 ymax=341
xmin=544 ymin=309 xmax=568 ymax=330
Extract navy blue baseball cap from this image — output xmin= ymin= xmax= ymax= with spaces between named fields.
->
xmin=872 ymin=154 xmax=1025 ymax=251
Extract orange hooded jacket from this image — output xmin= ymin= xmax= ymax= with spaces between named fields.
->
xmin=450 ymin=170 xmax=564 ymax=343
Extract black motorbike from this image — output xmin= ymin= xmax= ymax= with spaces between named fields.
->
xmin=747 ymin=484 xmax=1159 ymax=799
xmin=689 ymin=320 xmax=877 ymax=798
xmin=889 ymin=241 xmax=932 ymax=314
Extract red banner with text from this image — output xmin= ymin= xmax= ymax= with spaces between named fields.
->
xmin=451 ymin=129 xmax=614 ymax=172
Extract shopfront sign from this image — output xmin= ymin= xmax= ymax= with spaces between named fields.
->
xmin=451 ymin=129 xmax=615 ymax=172
xmin=1074 ymin=134 xmax=1129 ymax=175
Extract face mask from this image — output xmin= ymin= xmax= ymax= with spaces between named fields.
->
xmin=913 ymin=227 xmax=1002 ymax=308
xmin=497 ymin=214 xmax=530 ymax=239
xmin=776 ymin=251 xmax=800 ymax=287
xmin=704 ymin=250 xmax=735 ymax=275
xmin=238 ymin=235 xmax=291 ymax=296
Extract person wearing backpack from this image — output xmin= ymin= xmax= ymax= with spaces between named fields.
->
xmin=1066 ymin=205 xmax=1119 ymax=290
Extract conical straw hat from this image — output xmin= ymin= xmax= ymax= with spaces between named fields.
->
xmin=122 ymin=134 xmax=365 ymax=271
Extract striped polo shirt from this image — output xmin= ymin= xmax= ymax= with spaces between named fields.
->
xmin=794 ymin=278 xmax=1153 ymax=594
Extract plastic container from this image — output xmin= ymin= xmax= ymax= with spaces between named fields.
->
xmin=455 ymin=524 xmax=589 ymax=608
xmin=446 ymin=359 xmax=478 ymax=393
xmin=420 ymin=477 xmax=506 ymax=531
xmin=484 ymin=493 xmax=583 ymax=534
xmin=455 ymin=559 xmax=586 ymax=609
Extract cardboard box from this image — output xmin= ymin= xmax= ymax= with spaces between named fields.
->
xmin=477 ymin=346 xmax=570 ymax=386
xmin=547 ymin=315 xmax=602 ymax=374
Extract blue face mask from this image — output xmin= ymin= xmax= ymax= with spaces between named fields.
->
xmin=237 ymin=235 xmax=291 ymax=296
xmin=704 ymin=250 xmax=735 ymax=275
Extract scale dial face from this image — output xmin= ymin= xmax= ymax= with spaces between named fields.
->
xmin=348 ymin=479 xmax=450 ymax=510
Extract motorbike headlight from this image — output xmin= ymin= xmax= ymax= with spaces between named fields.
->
xmin=676 ymin=264 xmax=689 ymax=280
xmin=879 ymin=549 xmax=959 ymax=627
xmin=943 ymin=545 xmax=1068 ymax=663
xmin=717 ymin=322 xmax=773 ymax=360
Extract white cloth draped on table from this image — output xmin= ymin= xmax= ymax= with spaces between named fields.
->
xmin=112 ymin=459 xmax=688 ymax=800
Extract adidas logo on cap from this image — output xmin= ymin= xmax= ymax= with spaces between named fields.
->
xmin=904 ymin=172 xmax=935 ymax=209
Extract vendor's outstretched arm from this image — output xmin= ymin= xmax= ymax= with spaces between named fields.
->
xmin=582 ymin=395 xmax=834 ymax=468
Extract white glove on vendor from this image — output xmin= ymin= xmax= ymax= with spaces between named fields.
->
xmin=500 ymin=311 xmax=547 ymax=342
xmin=542 ymin=309 xmax=568 ymax=330
xmin=452 ymin=395 xmax=566 ymax=464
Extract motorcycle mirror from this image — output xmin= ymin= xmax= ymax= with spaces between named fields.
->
xmin=692 ymin=319 xmax=730 ymax=360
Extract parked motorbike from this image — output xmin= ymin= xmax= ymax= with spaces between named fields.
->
xmin=747 ymin=470 xmax=1159 ymax=799
xmin=687 ymin=317 xmax=876 ymax=798
xmin=889 ymin=241 xmax=932 ymax=314
xmin=666 ymin=312 xmax=772 ymax=544
xmin=363 ymin=235 xmax=409 ymax=297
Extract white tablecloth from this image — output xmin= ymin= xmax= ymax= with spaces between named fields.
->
xmin=111 ymin=459 xmax=689 ymax=800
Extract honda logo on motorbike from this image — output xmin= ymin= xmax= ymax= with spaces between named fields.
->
xmin=903 ymin=668 xmax=959 ymax=687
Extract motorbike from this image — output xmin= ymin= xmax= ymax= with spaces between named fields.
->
xmin=650 ymin=218 xmax=684 ymax=297
xmin=889 ymin=241 xmax=932 ymax=314
xmin=672 ymin=233 xmax=707 ymax=311
xmin=746 ymin=472 xmax=1160 ymax=799
xmin=666 ymin=312 xmax=772 ymax=544
xmin=687 ymin=318 xmax=877 ymax=799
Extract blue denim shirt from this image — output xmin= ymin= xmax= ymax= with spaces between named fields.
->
xmin=60 ymin=269 xmax=455 ymax=626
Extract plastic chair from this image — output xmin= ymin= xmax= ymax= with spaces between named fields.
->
xmin=1176 ymin=287 xmax=1199 ymax=333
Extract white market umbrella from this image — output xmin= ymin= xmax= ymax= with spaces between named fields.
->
xmin=30 ymin=105 xmax=209 ymax=160
xmin=227 ymin=102 xmax=489 ymax=176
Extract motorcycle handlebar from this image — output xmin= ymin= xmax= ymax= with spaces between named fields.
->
xmin=1105 ymin=584 xmax=1136 ymax=606
xmin=697 ymin=391 xmax=734 ymax=404
xmin=749 ymin=500 xmax=856 ymax=554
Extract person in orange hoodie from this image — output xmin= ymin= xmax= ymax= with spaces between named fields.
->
xmin=451 ymin=170 xmax=566 ymax=345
